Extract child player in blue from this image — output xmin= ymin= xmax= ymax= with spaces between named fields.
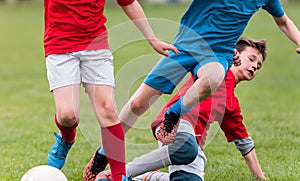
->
xmin=84 ymin=0 xmax=300 ymax=180
xmin=151 ymin=0 xmax=300 ymax=143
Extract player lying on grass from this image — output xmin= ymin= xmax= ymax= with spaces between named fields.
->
xmin=88 ymin=37 xmax=268 ymax=180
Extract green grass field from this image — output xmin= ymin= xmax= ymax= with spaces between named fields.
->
xmin=0 ymin=1 xmax=299 ymax=180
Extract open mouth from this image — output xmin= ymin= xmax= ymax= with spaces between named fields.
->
xmin=247 ymin=70 xmax=254 ymax=77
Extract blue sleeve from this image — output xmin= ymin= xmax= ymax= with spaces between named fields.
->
xmin=262 ymin=0 xmax=285 ymax=17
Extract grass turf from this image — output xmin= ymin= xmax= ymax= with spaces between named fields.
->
xmin=0 ymin=1 xmax=299 ymax=180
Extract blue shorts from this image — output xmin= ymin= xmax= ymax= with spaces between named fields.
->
xmin=144 ymin=50 xmax=231 ymax=94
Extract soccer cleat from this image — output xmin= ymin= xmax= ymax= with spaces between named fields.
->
xmin=48 ymin=132 xmax=74 ymax=169
xmin=122 ymin=175 xmax=132 ymax=181
xmin=95 ymin=170 xmax=132 ymax=181
xmin=95 ymin=170 xmax=112 ymax=181
xmin=155 ymin=112 xmax=180 ymax=144
xmin=83 ymin=148 xmax=108 ymax=181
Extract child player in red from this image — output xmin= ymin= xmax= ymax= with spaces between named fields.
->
xmin=43 ymin=0 xmax=178 ymax=181
xmin=150 ymin=37 xmax=267 ymax=180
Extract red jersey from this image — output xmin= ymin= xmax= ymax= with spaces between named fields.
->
xmin=152 ymin=70 xmax=249 ymax=149
xmin=44 ymin=0 xmax=134 ymax=56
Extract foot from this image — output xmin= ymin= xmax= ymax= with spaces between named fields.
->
xmin=48 ymin=132 xmax=74 ymax=169
xmin=95 ymin=170 xmax=132 ymax=181
xmin=122 ymin=175 xmax=132 ymax=181
xmin=95 ymin=170 xmax=112 ymax=181
xmin=83 ymin=148 xmax=108 ymax=181
xmin=133 ymin=170 xmax=160 ymax=181
xmin=155 ymin=112 xmax=180 ymax=144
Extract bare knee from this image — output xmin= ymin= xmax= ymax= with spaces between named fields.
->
xmin=129 ymin=98 xmax=149 ymax=116
xmin=56 ymin=109 xmax=78 ymax=127
xmin=127 ymin=83 xmax=162 ymax=116
xmin=196 ymin=64 xmax=225 ymax=98
xmin=100 ymin=104 xmax=118 ymax=119
xmin=95 ymin=103 xmax=120 ymax=126
xmin=199 ymin=76 xmax=222 ymax=95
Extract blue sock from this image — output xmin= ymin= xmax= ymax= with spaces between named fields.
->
xmin=167 ymin=97 xmax=192 ymax=117
xmin=97 ymin=146 xmax=106 ymax=155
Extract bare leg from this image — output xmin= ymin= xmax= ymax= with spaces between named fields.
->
xmin=84 ymin=83 xmax=126 ymax=180
xmin=83 ymin=83 xmax=163 ymax=179
xmin=156 ymin=62 xmax=225 ymax=144
xmin=119 ymin=83 xmax=163 ymax=132
xmin=182 ymin=62 xmax=225 ymax=108
xmin=53 ymin=84 xmax=81 ymax=126
xmin=48 ymin=84 xmax=80 ymax=169
xmin=84 ymin=84 xmax=120 ymax=127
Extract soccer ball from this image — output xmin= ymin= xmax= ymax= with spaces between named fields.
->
xmin=21 ymin=165 xmax=68 ymax=181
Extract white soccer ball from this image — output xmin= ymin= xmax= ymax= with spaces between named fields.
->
xmin=21 ymin=165 xmax=68 ymax=181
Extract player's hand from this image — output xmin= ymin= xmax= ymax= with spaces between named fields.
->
xmin=259 ymin=176 xmax=269 ymax=180
xmin=233 ymin=49 xmax=241 ymax=66
xmin=256 ymin=172 xmax=268 ymax=180
xmin=259 ymin=176 xmax=268 ymax=180
xmin=296 ymin=47 xmax=300 ymax=54
xmin=149 ymin=38 xmax=179 ymax=57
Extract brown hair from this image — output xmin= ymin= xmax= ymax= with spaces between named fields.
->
xmin=235 ymin=37 xmax=267 ymax=61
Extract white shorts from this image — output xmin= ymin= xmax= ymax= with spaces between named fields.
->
xmin=46 ymin=50 xmax=114 ymax=91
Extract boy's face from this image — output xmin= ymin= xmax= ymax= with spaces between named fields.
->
xmin=235 ymin=46 xmax=263 ymax=81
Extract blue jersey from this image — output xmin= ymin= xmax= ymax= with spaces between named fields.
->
xmin=173 ymin=0 xmax=284 ymax=60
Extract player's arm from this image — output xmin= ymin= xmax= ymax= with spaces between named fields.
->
xmin=273 ymin=14 xmax=300 ymax=54
xmin=244 ymin=148 xmax=268 ymax=180
xmin=233 ymin=138 xmax=267 ymax=180
xmin=117 ymin=0 xmax=179 ymax=57
xmin=220 ymin=107 xmax=267 ymax=180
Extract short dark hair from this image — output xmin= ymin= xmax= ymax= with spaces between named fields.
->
xmin=235 ymin=37 xmax=267 ymax=61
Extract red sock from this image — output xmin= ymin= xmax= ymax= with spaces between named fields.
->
xmin=54 ymin=114 xmax=78 ymax=143
xmin=101 ymin=123 xmax=125 ymax=181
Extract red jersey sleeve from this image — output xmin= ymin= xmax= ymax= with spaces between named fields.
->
xmin=116 ymin=0 xmax=135 ymax=6
xmin=220 ymin=101 xmax=249 ymax=142
xmin=216 ymin=71 xmax=249 ymax=142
